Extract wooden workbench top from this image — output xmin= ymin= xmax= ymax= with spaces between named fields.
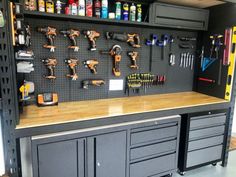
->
xmin=17 ymin=92 xmax=228 ymax=129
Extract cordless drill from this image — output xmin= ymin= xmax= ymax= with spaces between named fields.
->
xmin=83 ymin=30 xmax=100 ymax=51
xmin=127 ymin=51 xmax=139 ymax=69
xmin=60 ymin=29 xmax=80 ymax=52
xmin=42 ymin=58 xmax=57 ymax=79
xmin=84 ymin=59 xmax=99 ymax=74
xmin=106 ymin=32 xmax=141 ymax=48
xmin=38 ymin=26 xmax=57 ymax=52
xmin=82 ymin=80 xmax=105 ymax=89
xmin=65 ymin=58 xmax=79 ymax=81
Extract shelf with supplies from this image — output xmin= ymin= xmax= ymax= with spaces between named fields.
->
xmin=23 ymin=10 xmax=154 ymax=28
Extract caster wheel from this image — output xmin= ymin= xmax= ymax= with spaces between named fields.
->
xmin=164 ymin=173 xmax=173 ymax=177
xmin=179 ymin=171 xmax=186 ymax=176
xmin=212 ymin=163 xmax=217 ymax=166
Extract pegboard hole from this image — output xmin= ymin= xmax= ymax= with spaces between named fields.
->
xmin=8 ymin=99 xmax=11 ymax=105
xmin=3 ymin=44 xmax=6 ymax=50
xmin=2 ymin=78 xmax=5 ymax=84
xmin=2 ymin=32 xmax=5 ymax=38
xmin=4 ymin=55 xmax=7 ymax=61
xmin=3 ymin=88 xmax=6 ymax=94
xmin=0 ymin=56 xmax=2 ymax=62
xmin=7 ymin=88 xmax=10 ymax=94
xmin=9 ymin=110 xmax=12 ymax=115
xmin=0 ymin=44 xmax=2 ymax=50
xmin=6 ymin=77 xmax=9 ymax=84
xmin=5 ymin=120 xmax=8 ymax=125
xmin=1 ymin=66 xmax=4 ymax=72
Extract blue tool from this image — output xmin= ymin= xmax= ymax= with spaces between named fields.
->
xmin=201 ymin=57 xmax=217 ymax=72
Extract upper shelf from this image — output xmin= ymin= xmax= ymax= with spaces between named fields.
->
xmin=23 ymin=10 xmax=154 ymax=28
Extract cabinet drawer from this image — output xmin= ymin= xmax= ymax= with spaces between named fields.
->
xmin=130 ymin=153 xmax=176 ymax=177
xmin=188 ymin=135 xmax=224 ymax=151
xmin=186 ymin=145 xmax=223 ymax=168
xmin=131 ymin=125 xmax=178 ymax=146
xmin=130 ymin=140 xmax=177 ymax=161
xmin=189 ymin=125 xmax=225 ymax=141
xmin=190 ymin=115 xmax=226 ymax=130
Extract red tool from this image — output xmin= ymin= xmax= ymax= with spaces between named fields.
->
xmin=223 ymin=28 xmax=232 ymax=66
xmin=198 ymin=77 xmax=216 ymax=83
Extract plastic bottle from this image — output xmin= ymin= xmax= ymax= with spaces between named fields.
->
xmin=78 ymin=0 xmax=85 ymax=16
xmin=115 ymin=2 xmax=121 ymax=20
xmin=46 ymin=0 xmax=54 ymax=13
xmin=129 ymin=3 xmax=136 ymax=21
xmin=56 ymin=1 xmax=62 ymax=14
xmin=122 ymin=3 xmax=129 ymax=21
xmin=38 ymin=0 xmax=45 ymax=12
xmin=94 ymin=0 xmax=101 ymax=18
xmin=101 ymin=0 xmax=108 ymax=19
xmin=71 ymin=1 xmax=78 ymax=15
xmin=137 ymin=4 xmax=142 ymax=22
xmin=86 ymin=0 xmax=93 ymax=17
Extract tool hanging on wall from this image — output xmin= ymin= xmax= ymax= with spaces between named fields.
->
xmin=65 ymin=58 xmax=79 ymax=80
xmin=178 ymin=36 xmax=197 ymax=42
xmin=37 ymin=26 xmax=57 ymax=52
xmin=42 ymin=58 xmax=57 ymax=79
xmin=15 ymin=50 xmax=35 ymax=60
xmin=156 ymin=34 xmax=169 ymax=60
xmin=19 ymin=81 xmax=35 ymax=101
xmin=83 ymin=30 xmax=100 ymax=51
xmin=179 ymin=43 xmax=194 ymax=49
xmin=100 ymin=45 xmax=122 ymax=77
xmin=0 ymin=10 xmax=5 ymax=28
xmin=223 ymin=28 xmax=232 ymax=66
xmin=225 ymin=26 xmax=236 ymax=101
xmin=17 ymin=61 xmax=34 ymax=73
xmin=198 ymin=77 xmax=216 ymax=84
xmin=127 ymin=51 xmax=139 ymax=70
xmin=179 ymin=53 xmax=194 ymax=69
xmin=82 ymin=80 xmax=105 ymax=89
xmin=60 ymin=29 xmax=80 ymax=52
xmin=84 ymin=59 xmax=99 ymax=74
xmin=106 ymin=32 xmax=141 ymax=48
xmin=155 ymin=75 xmax=166 ymax=85
xmin=146 ymin=34 xmax=158 ymax=72
xmin=37 ymin=93 xmax=58 ymax=106
xmin=169 ymin=53 xmax=175 ymax=66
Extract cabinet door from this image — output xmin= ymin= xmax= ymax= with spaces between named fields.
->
xmin=37 ymin=139 xmax=85 ymax=177
xmin=87 ymin=131 xmax=127 ymax=177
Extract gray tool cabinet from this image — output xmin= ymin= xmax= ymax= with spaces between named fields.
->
xmin=178 ymin=110 xmax=229 ymax=175
xmin=20 ymin=116 xmax=181 ymax=177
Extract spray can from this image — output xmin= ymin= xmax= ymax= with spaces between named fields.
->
xmin=46 ymin=0 xmax=54 ymax=13
xmin=86 ymin=0 xmax=93 ymax=17
xmin=115 ymin=2 xmax=121 ymax=20
xmin=101 ymin=0 xmax=108 ymax=19
xmin=56 ymin=1 xmax=62 ymax=14
xmin=129 ymin=3 xmax=136 ymax=21
xmin=122 ymin=3 xmax=129 ymax=21
xmin=137 ymin=4 xmax=142 ymax=22
xmin=94 ymin=0 xmax=101 ymax=18
xmin=78 ymin=0 xmax=85 ymax=16
xmin=71 ymin=1 xmax=78 ymax=15
xmin=38 ymin=0 xmax=45 ymax=12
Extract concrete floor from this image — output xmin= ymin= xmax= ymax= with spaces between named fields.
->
xmin=174 ymin=151 xmax=236 ymax=177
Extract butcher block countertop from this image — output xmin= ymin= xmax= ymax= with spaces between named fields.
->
xmin=17 ymin=92 xmax=228 ymax=130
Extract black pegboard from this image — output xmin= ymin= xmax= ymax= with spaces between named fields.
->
xmin=23 ymin=17 xmax=197 ymax=103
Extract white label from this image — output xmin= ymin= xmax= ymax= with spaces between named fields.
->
xmin=109 ymin=79 xmax=123 ymax=91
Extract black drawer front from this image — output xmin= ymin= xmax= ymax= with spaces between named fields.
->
xmin=190 ymin=115 xmax=226 ymax=130
xmin=130 ymin=140 xmax=177 ymax=161
xmin=188 ymin=135 xmax=224 ymax=151
xmin=189 ymin=125 xmax=225 ymax=141
xmin=131 ymin=125 xmax=178 ymax=146
xmin=130 ymin=153 xmax=176 ymax=177
xmin=186 ymin=145 xmax=223 ymax=168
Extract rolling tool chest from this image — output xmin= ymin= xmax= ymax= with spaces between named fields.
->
xmin=0 ymin=1 xmax=236 ymax=177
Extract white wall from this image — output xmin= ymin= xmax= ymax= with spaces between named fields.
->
xmin=0 ymin=119 xmax=5 ymax=176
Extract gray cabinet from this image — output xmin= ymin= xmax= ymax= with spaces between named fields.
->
xmin=149 ymin=3 xmax=209 ymax=30
xmin=32 ymin=131 xmax=126 ymax=177
xmin=37 ymin=139 xmax=85 ymax=177
xmin=87 ymin=131 xmax=127 ymax=177
xmin=178 ymin=110 xmax=228 ymax=174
